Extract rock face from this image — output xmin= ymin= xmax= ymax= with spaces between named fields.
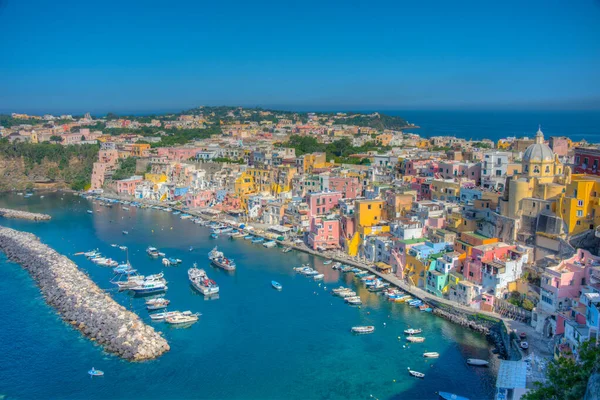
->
xmin=0 ymin=208 xmax=51 ymax=221
xmin=0 ymin=227 xmax=169 ymax=361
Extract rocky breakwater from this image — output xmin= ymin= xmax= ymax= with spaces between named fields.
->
xmin=0 ymin=208 xmax=51 ymax=221
xmin=0 ymin=227 xmax=169 ymax=361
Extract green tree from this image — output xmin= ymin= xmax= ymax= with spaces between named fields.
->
xmin=50 ymin=135 xmax=63 ymax=143
xmin=522 ymin=339 xmax=600 ymax=400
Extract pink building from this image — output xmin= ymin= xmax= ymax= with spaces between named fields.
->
xmin=116 ymin=176 xmax=143 ymax=196
xmin=157 ymin=147 xmax=201 ymax=161
xmin=437 ymin=161 xmax=481 ymax=183
xmin=391 ymin=238 xmax=426 ymax=279
xmin=405 ymin=159 xmax=433 ymax=176
xmin=90 ymin=149 xmax=120 ymax=190
xmin=329 ymin=177 xmax=362 ymax=199
xmin=186 ymin=190 xmax=215 ymax=208
xmin=307 ymin=191 xmax=343 ymax=217
xmin=307 ymin=216 xmax=340 ymax=250
xmin=549 ymin=137 xmax=569 ymax=157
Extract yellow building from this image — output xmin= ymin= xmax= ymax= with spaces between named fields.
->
xmin=132 ymin=143 xmax=150 ymax=157
xmin=558 ymin=174 xmax=600 ymax=236
xmin=375 ymin=133 xmax=393 ymax=146
xmin=355 ymin=199 xmax=385 ymax=228
xmin=297 ymin=152 xmax=328 ymax=173
xmin=234 ymin=172 xmax=257 ymax=211
xmin=145 ymin=173 xmax=167 ymax=184
xmin=497 ymin=139 xmax=511 ymax=150
xmin=416 ymin=139 xmax=430 ymax=149
xmin=246 ymin=168 xmax=272 ymax=193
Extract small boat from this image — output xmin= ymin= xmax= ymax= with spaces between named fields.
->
xmin=272 ymin=281 xmax=282 ymax=290
xmin=122 ymin=207 xmax=129 ymax=211
xmin=263 ymin=241 xmax=277 ymax=248
xmin=282 ymin=247 xmax=292 ymax=253
xmin=423 ymin=352 xmax=439 ymax=358
xmin=119 ymin=246 xmax=127 ymax=251
xmin=251 ymin=237 xmax=264 ymax=243
xmin=130 ymin=281 xmax=168 ymax=294
xmin=438 ymin=391 xmax=470 ymax=400
xmin=351 ymin=326 xmax=374 ymax=334
xmin=346 ymin=297 xmax=362 ymax=305
xmin=189 ymin=246 xmax=194 ymax=252
xmin=407 ymin=368 xmax=424 ymax=379
xmin=210 ymin=233 xmax=219 ymax=239
xmin=87 ymin=210 xmax=93 ymax=214
xmin=406 ymin=336 xmax=425 ymax=343
xmin=162 ymin=258 xmax=171 ymax=266
xmin=150 ymin=310 xmax=192 ymax=321
xmin=313 ymin=273 xmax=324 ymax=281
xmin=244 ymin=235 xmax=254 ymax=240
xmin=88 ymin=368 xmax=104 ymax=377
xmin=466 ymin=358 xmax=489 ymax=366
xmin=404 ymin=328 xmax=422 ymax=335
xmin=323 ymin=259 xmax=332 ymax=265
xmin=172 ymin=211 xmax=181 ymax=215
xmin=146 ymin=247 xmax=159 ymax=257
xmin=520 ymin=341 xmax=529 ymax=350
xmin=165 ymin=313 xmax=199 ymax=326
xmin=158 ymin=252 xmax=166 ymax=257
xmin=146 ymin=298 xmax=170 ymax=310
xmin=122 ymin=230 xmax=129 ymax=235
xmin=110 ymin=244 xmax=118 ymax=248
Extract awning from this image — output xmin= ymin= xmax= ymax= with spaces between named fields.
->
xmin=268 ymin=225 xmax=291 ymax=234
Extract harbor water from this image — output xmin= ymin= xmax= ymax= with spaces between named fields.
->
xmin=0 ymin=193 xmax=497 ymax=400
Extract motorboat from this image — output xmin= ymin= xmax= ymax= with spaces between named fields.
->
xmin=331 ymin=287 xmax=349 ymax=294
xmin=162 ymin=258 xmax=171 ymax=267
xmin=122 ymin=230 xmax=129 ymax=235
xmin=406 ymin=336 xmax=425 ymax=343
xmin=146 ymin=247 xmax=159 ymax=257
xmin=346 ymin=296 xmax=362 ymax=305
xmin=466 ymin=358 xmax=489 ymax=366
xmin=438 ymin=392 xmax=470 ymax=400
xmin=407 ymin=368 xmax=424 ymax=379
xmin=150 ymin=310 xmax=192 ymax=321
xmin=323 ymin=259 xmax=332 ymax=265
xmin=87 ymin=210 xmax=93 ymax=214
xmin=210 ymin=233 xmax=219 ymax=239
xmin=263 ymin=241 xmax=277 ymax=248
xmin=338 ymin=290 xmax=357 ymax=298
xmin=188 ymin=264 xmax=220 ymax=296
xmin=313 ymin=273 xmax=324 ymax=280
xmin=282 ymin=247 xmax=292 ymax=253
xmin=119 ymin=246 xmax=127 ymax=251
xmin=165 ymin=313 xmax=199 ymax=326
xmin=146 ymin=298 xmax=170 ymax=310
xmin=130 ymin=281 xmax=167 ymax=294
xmin=251 ymin=237 xmax=264 ymax=244
xmin=331 ymin=262 xmax=342 ymax=270
xmin=423 ymin=352 xmax=439 ymax=358
xmin=351 ymin=326 xmax=374 ymax=334
xmin=244 ymin=235 xmax=254 ymax=240
xmin=88 ymin=368 xmax=104 ymax=377
xmin=272 ymin=281 xmax=282 ymax=290
xmin=404 ymin=328 xmax=422 ymax=335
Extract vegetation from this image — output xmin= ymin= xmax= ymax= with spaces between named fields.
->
xmin=281 ymin=135 xmax=389 ymax=165
xmin=522 ymin=339 xmax=600 ymax=400
xmin=472 ymin=141 xmax=492 ymax=149
xmin=0 ymin=115 xmax=44 ymax=128
xmin=211 ymin=157 xmax=245 ymax=164
xmin=0 ymin=139 xmax=99 ymax=190
xmin=112 ymin=157 xmax=138 ymax=180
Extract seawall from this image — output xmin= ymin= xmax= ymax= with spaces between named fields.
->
xmin=0 ymin=227 xmax=170 ymax=361
xmin=0 ymin=207 xmax=51 ymax=221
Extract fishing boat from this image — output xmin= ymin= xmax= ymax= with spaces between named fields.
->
xmin=88 ymin=368 xmax=104 ymax=377
xmin=323 ymin=259 xmax=333 ymax=265
xmin=150 ymin=310 xmax=192 ymax=321
xmin=438 ymin=392 xmax=470 ymax=400
xmin=404 ymin=328 xmax=422 ymax=335
xmin=271 ymin=281 xmax=282 ymax=290
xmin=208 ymin=247 xmax=236 ymax=271
xmin=146 ymin=247 xmax=159 ymax=257
xmin=165 ymin=313 xmax=200 ymax=326
xmin=407 ymin=368 xmax=424 ymax=379
xmin=263 ymin=241 xmax=277 ymax=248
xmin=188 ymin=264 xmax=220 ymax=296
xmin=146 ymin=298 xmax=170 ymax=310
xmin=406 ymin=336 xmax=426 ymax=343
xmin=313 ymin=273 xmax=324 ymax=280
xmin=282 ymin=247 xmax=292 ymax=253
xmin=130 ymin=281 xmax=168 ymax=294
xmin=423 ymin=352 xmax=440 ymax=358
xmin=466 ymin=359 xmax=489 ymax=366
xmin=122 ymin=230 xmax=129 ymax=235
xmin=351 ymin=326 xmax=374 ymax=334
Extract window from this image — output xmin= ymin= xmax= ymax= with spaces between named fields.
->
xmin=545 ymin=166 xmax=550 ymax=173
xmin=578 ymin=200 xmax=584 ymax=207
xmin=577 ymin=210 xmax=584 ymax=217
xmin=368 ymin=205 xmax=371 ymax=210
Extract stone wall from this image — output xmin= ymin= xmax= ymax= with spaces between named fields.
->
xmin=0 ymin=227 xmax=169 ymax=361
xmin=0 ymin=208 xmax=51 ymax=221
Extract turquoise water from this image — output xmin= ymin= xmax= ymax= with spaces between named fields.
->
xmin=0 ymin=193 xmax=497 ymax=400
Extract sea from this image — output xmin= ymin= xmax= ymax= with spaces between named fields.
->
xmin=386 ymin=110 xmax=600 ymax=143
xmin=0 ymin=193 xmax=497 ymax=400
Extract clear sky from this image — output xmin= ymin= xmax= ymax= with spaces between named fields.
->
xmin=1 ymin=0 xmax=599 ymax=114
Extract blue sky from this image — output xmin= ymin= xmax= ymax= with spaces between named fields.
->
xmin=1 ymin=0 xmax=599 ymax=114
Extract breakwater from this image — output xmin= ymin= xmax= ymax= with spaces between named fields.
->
xmin=0 ymin=207 xmax=51 ymax=221
xmin=0 ymin=227 xmax=169 ymax=361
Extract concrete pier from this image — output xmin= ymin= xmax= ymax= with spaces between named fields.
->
xmin=0 ymin=227 xmax=169 ymax=361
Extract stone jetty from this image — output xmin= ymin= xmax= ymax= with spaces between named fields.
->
xmin=0 ymin=208 xmax=51 ymax=221
xmin=0 ymin=227 xmax=169 ymax=361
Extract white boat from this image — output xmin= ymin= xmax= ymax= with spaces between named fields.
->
xmin=338 ymin=291 xmax=357 ymax=298
xmin=313 ymin=273 xmax=324 ymax=280
xmin=404 ymin=328 xmax=422 ymax=335
xmin=331 ymin=287 xmax=349 ymax=294
xmin=162 ymin=258 xmax=171 ymax=266
xmin=423 ymin=352 xmax=439 ymax=358
xmin=271 ymin=281 xmax=282 ymax=290
xmin=188 ymin=264 xmax=220 ymax=296
xmin=150 ymin=310 xmax=192 ymax=321
xmin=130 ymin=281 xmax=167 ymax=294
xmin=407 ymin=368 xmax=424 ymax=378
xmin=146 ymin=298 xmax=170 ymax=310
xmin=466 ymin=358 xmax=489 ymax=366
xmin=165 ymin=313 xmax=199 ymax=326
xmin=351 ymin=326 xmax=374 ymax=334
xmin=146 ymin=247 xmax=159 ymax=257
xmin=282 ymin=247 xmax=292 ymax=253
xmin=122 ymin=207 xmax=130 ymax=210
xmin=346 ymin=296 xmax=362 ymax=305
xmin=208 ymin=247 xmax=236 ymax=271
xmin=263 ymin=241 xmax=277 ymax=248
xmin=87 ymin=210 xmax=93 ymax=214
xmin=323 ymin=259 xmax=332 ymax=265
xmin=406 ymin=336 xmax=425 ymax=343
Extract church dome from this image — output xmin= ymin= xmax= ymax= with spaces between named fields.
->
xmin=523 ymin=126 xmax=554 ymax=163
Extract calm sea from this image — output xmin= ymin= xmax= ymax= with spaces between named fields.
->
xmin=385 ymin=110 xmax=600 ymax=143
xmin=0 ymin=193 xmax=497 ymax=400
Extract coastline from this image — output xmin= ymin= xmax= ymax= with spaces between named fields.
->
xmin=91 ymin=190 xmax=516 ymax=360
